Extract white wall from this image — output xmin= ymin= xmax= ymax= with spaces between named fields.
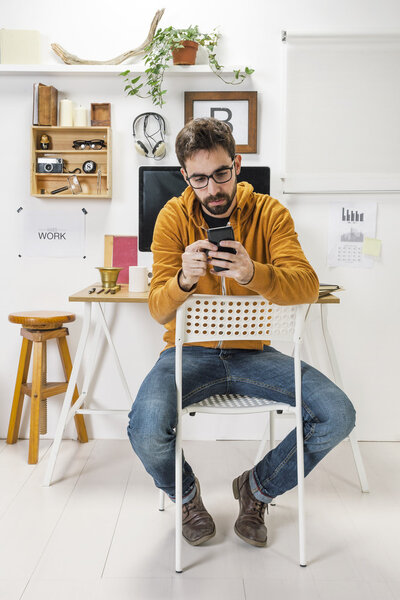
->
xmin=1 ymin=0 xmax=399 ymax=442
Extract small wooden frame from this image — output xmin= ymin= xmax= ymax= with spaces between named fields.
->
xmin=184 ymin=91 xmax=258 ymax=153
xmin=91 ymin=103 xmax=111 ymax=126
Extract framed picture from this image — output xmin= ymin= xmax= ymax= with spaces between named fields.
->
xmin=184 ymin=91 xmax=257 ymax=153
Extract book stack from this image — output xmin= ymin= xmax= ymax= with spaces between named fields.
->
xmin=32 ymin=83 xmax=58 ymax=126
xmin=318 ymin=283 xmax=343 ymax=298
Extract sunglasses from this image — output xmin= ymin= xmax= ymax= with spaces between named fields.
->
xmin=72 ymin=139 xmax=107 ymax=150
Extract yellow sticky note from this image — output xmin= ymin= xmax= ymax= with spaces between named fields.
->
xmin=362 ymin=237 xmax=381 ymax=257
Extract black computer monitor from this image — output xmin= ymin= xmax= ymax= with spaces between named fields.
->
xmin=138 ymin=165 xmax=270 ymax=252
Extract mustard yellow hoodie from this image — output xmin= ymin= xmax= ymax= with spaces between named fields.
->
xmin=149 ymin=182 xmax=319 ymax=350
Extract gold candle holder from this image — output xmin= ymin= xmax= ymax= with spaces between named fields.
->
xmin=96 ymin=267 xmax=122 ymax=288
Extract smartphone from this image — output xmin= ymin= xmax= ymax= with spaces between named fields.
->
xmin=207 ymin=225 xmax=236 ymax=272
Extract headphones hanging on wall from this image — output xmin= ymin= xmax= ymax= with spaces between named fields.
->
xmin=132 ymin=112 xmax=166 ymax=159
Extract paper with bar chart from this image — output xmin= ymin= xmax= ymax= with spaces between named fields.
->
xmin=328 ymin=202 xmax=377 ymax=268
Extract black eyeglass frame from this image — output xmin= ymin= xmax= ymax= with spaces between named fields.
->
xmin=72 ymin=139 xmax=107 ymax=150
xmin=185 ymin=160 xmax=236 ymax=189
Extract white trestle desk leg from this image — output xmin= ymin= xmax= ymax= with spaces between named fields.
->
xmin=96 ymin=303 xmax=133 ymax=405
xmin=347 ymin=429 xmax=369 ymax=493
xmin=319 ymin=304 xmax=369 ymax=493
xmin=43 ymin=302 xmax=93 ymax=486
xmin=75 ymin=304 xmax=106 ymax=412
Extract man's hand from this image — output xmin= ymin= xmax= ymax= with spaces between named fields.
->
xmin=179 ymin=239 xmax=218 ymax=291
xmin=208 ymin=240 xmax=255 ymax=285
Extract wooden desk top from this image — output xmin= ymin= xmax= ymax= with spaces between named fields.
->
xmin=69 ymin=283 xmax=340 ymax=305
xmin=69 ymin=283 xmax=149 ymax=303
xmin=317 ymin=293 xmax=340 ymax=304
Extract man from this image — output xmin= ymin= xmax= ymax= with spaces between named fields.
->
xmin=128 ymin=118 xmax=355 ymax=548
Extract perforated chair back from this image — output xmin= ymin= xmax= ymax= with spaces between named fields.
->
xmin=175 ymin=294 xmax=307 ymax=346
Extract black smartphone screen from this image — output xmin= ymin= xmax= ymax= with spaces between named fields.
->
xmin=207 ymin=225 xmax=236 ymax=272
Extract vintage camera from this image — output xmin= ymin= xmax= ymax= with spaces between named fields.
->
xmin=37 ymin=157 xmax=64 ymax=173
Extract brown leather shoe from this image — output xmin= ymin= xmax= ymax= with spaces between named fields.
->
xmin=232 ymin=470 xmax=268 ymax=547
xmin=182 ymin=478 xmax=216 ymax=546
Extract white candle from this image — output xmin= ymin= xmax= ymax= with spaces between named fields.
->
xmin=59 ymin=99 xmax=73 ymax=126
xmin=73 ymin=105 xmax=87 ymax=127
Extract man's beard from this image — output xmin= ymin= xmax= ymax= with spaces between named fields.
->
xmin=197 ymin=179 xmax=237 ymax=216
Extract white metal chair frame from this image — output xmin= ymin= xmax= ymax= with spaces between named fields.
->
xmin=173 ymin=294 xmax=308 ymax=573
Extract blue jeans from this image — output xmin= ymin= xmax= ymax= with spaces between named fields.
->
xmin=127 ymin=345 xmax=355 ymax=504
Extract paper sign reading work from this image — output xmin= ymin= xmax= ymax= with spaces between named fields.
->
xmin=21 ymin=207 xmax=85 ymax=257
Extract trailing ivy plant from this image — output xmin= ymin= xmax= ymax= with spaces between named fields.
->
xmin=120 ymin=25 xmax=254 ymax=107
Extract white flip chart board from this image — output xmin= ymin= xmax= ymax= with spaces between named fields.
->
xmin=282 ymin=34 xmax=400 ymax=193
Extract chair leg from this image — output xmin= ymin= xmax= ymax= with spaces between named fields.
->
xmin=158 ymin=489 xmax=165 ymax=511
xmin=348 ymin=429 xmax=369 ymax=493
xmin=268 ymin=412 xmax=278 ymax=507
xmin=270 ymin=411 xmax=276 ymax=452
xmin=294 ymin=342 xmax=306 ymax=567
xmin=7 ymin=337 xmax=32 ymax=444
xmin=254 ymin=414 xmax=270 ymax=465
xmin=57 ymin=336 xmax=88 ymax=443
xmin=296 ymin=412 xmax=306 ymax=567
xmin=175 ymin=422 xmax=183 ymax=573
xmin=254 ymin=413 xmax=280 ymax=506
xmin=28 ymin=341 xmax=45 ymax=464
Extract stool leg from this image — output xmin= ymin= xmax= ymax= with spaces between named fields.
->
xmin=7 ymin=337 xmax=32 ymax=444
xmin=29 ymin=341 xmax=45 ymax=464
xmin=57 ymin=336 xmax=88 ymax=443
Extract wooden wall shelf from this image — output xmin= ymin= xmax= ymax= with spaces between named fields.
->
xmin=31 ymin=126 xmax=112 ymax=199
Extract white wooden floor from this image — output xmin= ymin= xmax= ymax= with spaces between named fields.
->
xmin=0 ymin=438 xmax=399 ymax=600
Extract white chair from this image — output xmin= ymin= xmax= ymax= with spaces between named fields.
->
xmin=173 ymin=294 xmax=308 ymax=573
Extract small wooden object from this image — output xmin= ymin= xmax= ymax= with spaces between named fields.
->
xmin=7 ymin=311 xmax=88 ymax=464
xmin=32 ymin=83 xmax=58 ymax=126
xmin=91 ymin=103 xmax=111 ymax=126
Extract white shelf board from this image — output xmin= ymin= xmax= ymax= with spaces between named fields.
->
xmin=0 ymin=63 xmax=237 ymax=75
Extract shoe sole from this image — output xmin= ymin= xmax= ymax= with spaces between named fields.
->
xmin=183 ymin=526 xmax=216 ymax=546
xmin=232 ymin=476 xmax=240 ymax=499
xmin=232 ymin=476 xmax=267 ymax=548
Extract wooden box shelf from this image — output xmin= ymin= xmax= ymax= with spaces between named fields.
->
xmin=31 ymin=126 xmax=112 ymax=198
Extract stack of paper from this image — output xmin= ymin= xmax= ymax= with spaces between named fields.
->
xmin=318 ymin=284 xmax=343 ymax=298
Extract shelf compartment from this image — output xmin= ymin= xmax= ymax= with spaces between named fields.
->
xmin=33 ymin=194 xmax=112 ymax=199
xmin=31 ymin=126 xmax=111 ymax=199
xmin=35 ymin=173 xmax=107 ymax=177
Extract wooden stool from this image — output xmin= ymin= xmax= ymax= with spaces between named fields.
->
xmin=7 ymin=311 xmax=88 ymax=464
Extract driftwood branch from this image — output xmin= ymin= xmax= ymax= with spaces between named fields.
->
xmin=51 ymin=9 xmax=165 ymax=65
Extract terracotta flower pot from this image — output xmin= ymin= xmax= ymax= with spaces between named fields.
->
xmin=172 ymin=40 xmax=199 ymax=65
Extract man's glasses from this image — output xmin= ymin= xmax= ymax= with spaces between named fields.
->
xmin=72 ymin=140 xmax=107 ymax=150
xmin=186 ymin=160 xmax=236 ymax=189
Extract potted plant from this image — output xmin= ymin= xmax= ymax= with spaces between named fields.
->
xmin=120 ymin=25 xmax=254 ymax=107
